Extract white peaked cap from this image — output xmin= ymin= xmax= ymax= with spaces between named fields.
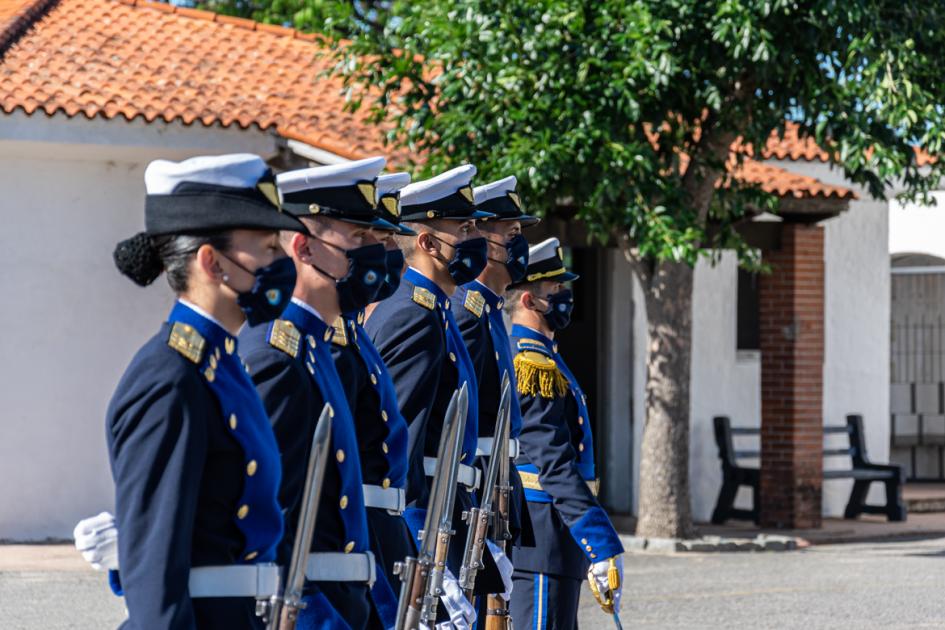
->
xmin=529 ymin=237 xmax=561 ymax=264
xmin=145 ymin=153 xmax=269 ymax=195
xmin=376 ymin=172 xmax=411 ymax=198
xmin=276 ymin=156 xmax=387 ymax=194
xmin=473 ymin=175 xmax=517 ymax=204
xmin=399 ymin=164 xmax=477 ymax=206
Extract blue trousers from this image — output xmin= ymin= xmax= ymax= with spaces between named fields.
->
xmin=509 ymin=569 xmax=581 ymax=630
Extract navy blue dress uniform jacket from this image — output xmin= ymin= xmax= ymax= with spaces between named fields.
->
xmin=451 ymin=281 xmax=533 ymax=549
xmin=366 ymin=268 xmax=503 ymax=594
xmin=107 ymin=301 xmax=283 ymax=630
xmin=509 ymin=325 xmax=623 ymax=580
xmin=331 ymin=312 xmax=412 ymax=626
xmin=240 ymin=299 xmax=378 ymax=629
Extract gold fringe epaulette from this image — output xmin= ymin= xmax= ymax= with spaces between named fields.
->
xmin=514 ymin=350 xmax=569 ymax=399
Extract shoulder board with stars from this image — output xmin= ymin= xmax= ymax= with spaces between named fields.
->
xmin=167 ymin=322 xmax=206 ymax=364
xmin=412 ymin=286 xmax=436 ymax=310
xmin=463 ymin=290 xmax=485 ymax=318
xmin=331 ymin=317 xmax=349 ymax=347
xmin=268 ymin=319 xmax=301 ymax=358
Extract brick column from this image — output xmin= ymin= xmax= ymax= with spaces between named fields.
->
xmin=758 ymin=223 xmax=825 ymax=529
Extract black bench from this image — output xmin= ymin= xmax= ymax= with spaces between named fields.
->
xmin=711 ymin=414 xmax=907 ymax=524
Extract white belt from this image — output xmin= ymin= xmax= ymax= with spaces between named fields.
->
xmin=188 ymin=563 xmax=281 ymax=598
xmin=363 ymin=484 xmax=405 ymax=514
xmin=305 ymin=551 xmax=376 ymax=586
xmin=476 ymin=437 xmax=520 ymax=460
xmin=423 ymin=456 xmax=482 ymax=490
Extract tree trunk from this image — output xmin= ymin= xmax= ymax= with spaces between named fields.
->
xmin=634 ymin=259 xmax=696 ymax=539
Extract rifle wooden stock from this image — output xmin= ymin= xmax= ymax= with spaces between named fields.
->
xmin=484 ymin=594 xmax=511 ymax=630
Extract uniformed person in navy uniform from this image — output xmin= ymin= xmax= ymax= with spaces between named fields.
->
xmin=239 ymin=157 xmax=397 ymax=629
xmin=105 ymin=153 xmax=306 ymax=629
xmin=506 ymin=238 xmax=625 ymax=629
xmin=329 ymin=171 xmax=415 ymax=615
xmin=450 ymin=176 xmax=538 ymax=601
xmin=364 ymin=165 xmax=504 ymax=624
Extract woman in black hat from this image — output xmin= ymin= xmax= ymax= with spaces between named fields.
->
xmin=104 ymin=154 xmax=306 ymax=630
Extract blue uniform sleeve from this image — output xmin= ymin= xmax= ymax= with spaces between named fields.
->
xmin=366 ymin=302 xmax=443 ymax=505
xmin=242 ymin=345 xmax=319 ymax=564
xmin=452 ymin=303 xmax=489 ymax=385
xmin=518 ymin=393 xmax=624 ymax=562
xmin=107 ymin=362 xmax=208 ymax=630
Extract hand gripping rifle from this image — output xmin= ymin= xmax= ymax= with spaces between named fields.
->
xmin=267 ymin=404 xmax=333 ymax=630
xmin=484 ymin=373 xmax=513 ymax=629
xmin=393 ymin=383 xmax=469 ymax=630
xmin=458 ymin=372 xmax=512 ymax=601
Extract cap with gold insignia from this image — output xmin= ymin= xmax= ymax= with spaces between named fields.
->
xmin=143 ymin=153 xmax=308 ymax=236
xmin=375 ymin=172 xmax=416 ymax=236
xmin=474 ymin=175 xmax=539 ymax=226
xmin=515 ymin=237 xmax=579 ymax=285
xmin=276 ymin=157 xmax=399 ymax=231
xmin=399 ymin=164 xmax=496 ymax=222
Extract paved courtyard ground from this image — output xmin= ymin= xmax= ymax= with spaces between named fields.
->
xmin=2 ymin=536 xmax=943 ymax=629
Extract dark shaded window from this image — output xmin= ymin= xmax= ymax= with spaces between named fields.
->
xmin=737 ymin=269 xmax=760 ymax=351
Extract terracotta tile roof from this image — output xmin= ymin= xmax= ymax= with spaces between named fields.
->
xmin=0 ymin=0 xmax=393 ymax=160
xmin=760 ymin=121 xmax=935 ymax=167
xmin=0 ymin=0 xmax=853 ymax=202
xmin=730 ymin=159 xmax=854 ymax=200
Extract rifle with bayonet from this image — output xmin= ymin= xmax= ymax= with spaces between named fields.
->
xmin=485 ymin=373 xmax=513 ymax=630
xmin=458 ymin=372 xmax=512 ymax=601
xmin=266 ymin=404 xmax=333 ymax=630
xmin=393 ymin=383 xmax=469 ymax=630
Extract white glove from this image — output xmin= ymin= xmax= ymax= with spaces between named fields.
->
xmin=73 ymin=512 xmax=119 ymax=571
xmin=438 ymin=567 xmax=476 ymax=630
xmin=588 ymin=555 xmax=623 ymax=613
xmin=486 ymin=539 xmax=514 ymax=600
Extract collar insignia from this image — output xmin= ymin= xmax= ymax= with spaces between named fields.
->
xmin=268 ymin=319 xmax=301 ymax=358
xmin=331 ymin=317 xmax=349 ymax=347
xmin=412 ymin=286 xmax=436 ymax=310
xmin=167 ymin=322 xmax=205 ymax=364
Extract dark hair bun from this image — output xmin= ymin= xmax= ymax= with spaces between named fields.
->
xmin=113 ymin=232 xmax=163 ymax=286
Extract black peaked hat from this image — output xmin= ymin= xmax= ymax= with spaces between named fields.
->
xmin=276 ymin=157 xmax=399 ymax=231
xmin=143 ymin=153 xmax=309 ymax=235
xmin=473 ymin=175 xmax=540 ymax=226
xmin=399 ymin=164 xmax=496 ymax=222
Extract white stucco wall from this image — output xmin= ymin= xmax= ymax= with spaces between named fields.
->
xmin=0 ymin=114 xmax=275 ymax=539
xmin=889 ymin=191 xmax=945 ymax=258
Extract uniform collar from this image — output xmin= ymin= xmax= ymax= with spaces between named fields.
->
xmin=404 ymin=267 xmax=450 ymax=310
xmin=465 ymin=279 xmax=504 ymax=311
xmin=170 ymin=300 xmax=236 ymax=353
xmin=511 ymin=323 xmax=557 ymax=353
xmin=283 ymin=299 xmax=330 ymax=340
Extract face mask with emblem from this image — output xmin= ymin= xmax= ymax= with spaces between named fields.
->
xmin=311 ymin=238 xmax=387 ymax=313
xmin=542 ymin=288 xmax=574 ymax=331
xmin=435 ymin=234 xmax=488 ymax=285
xmin=222 ymin=254 xmax=297 ymax=326
xmin=374 ymin=247 xmax=406 ymax=302
xmin=502 ymin=234 xmax=529 ymax=283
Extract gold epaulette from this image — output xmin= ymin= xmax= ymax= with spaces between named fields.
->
xmin=167 ymin=322 xmax=205 ymax=364
xmin=268 ymin=319 xmax=301 ymax=358
xmin=412 ymin=286 xmax=436 ymax=310
xmin=514 ymin=350 xmax=569 ymax=399
xmin=463 ymin=290 xmax=485 ymax=317
xmin=331 ymin=317 xmax=349 ymax=347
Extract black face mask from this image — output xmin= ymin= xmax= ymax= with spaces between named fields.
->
xmin=434 ymin=234 xmax=488 ymax=285
xmin=311 ymin=238 xmax=387 ymax=314
xmin=374 ymin=247 xmax=405 ymax=302
xmin=542 ymin=288 xmax=574 ymax=331
xmin=222 ymin=254 xmax=297 ymax=326
xmin=503 ymin=234 xmax=529 ymax=283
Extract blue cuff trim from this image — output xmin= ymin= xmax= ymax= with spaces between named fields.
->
xmin=569 ymin=506 xmax=624 ymax=562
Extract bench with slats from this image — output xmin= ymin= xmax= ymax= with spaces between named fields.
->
xmin=711 ymin=414 xmax=907 ymax=525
